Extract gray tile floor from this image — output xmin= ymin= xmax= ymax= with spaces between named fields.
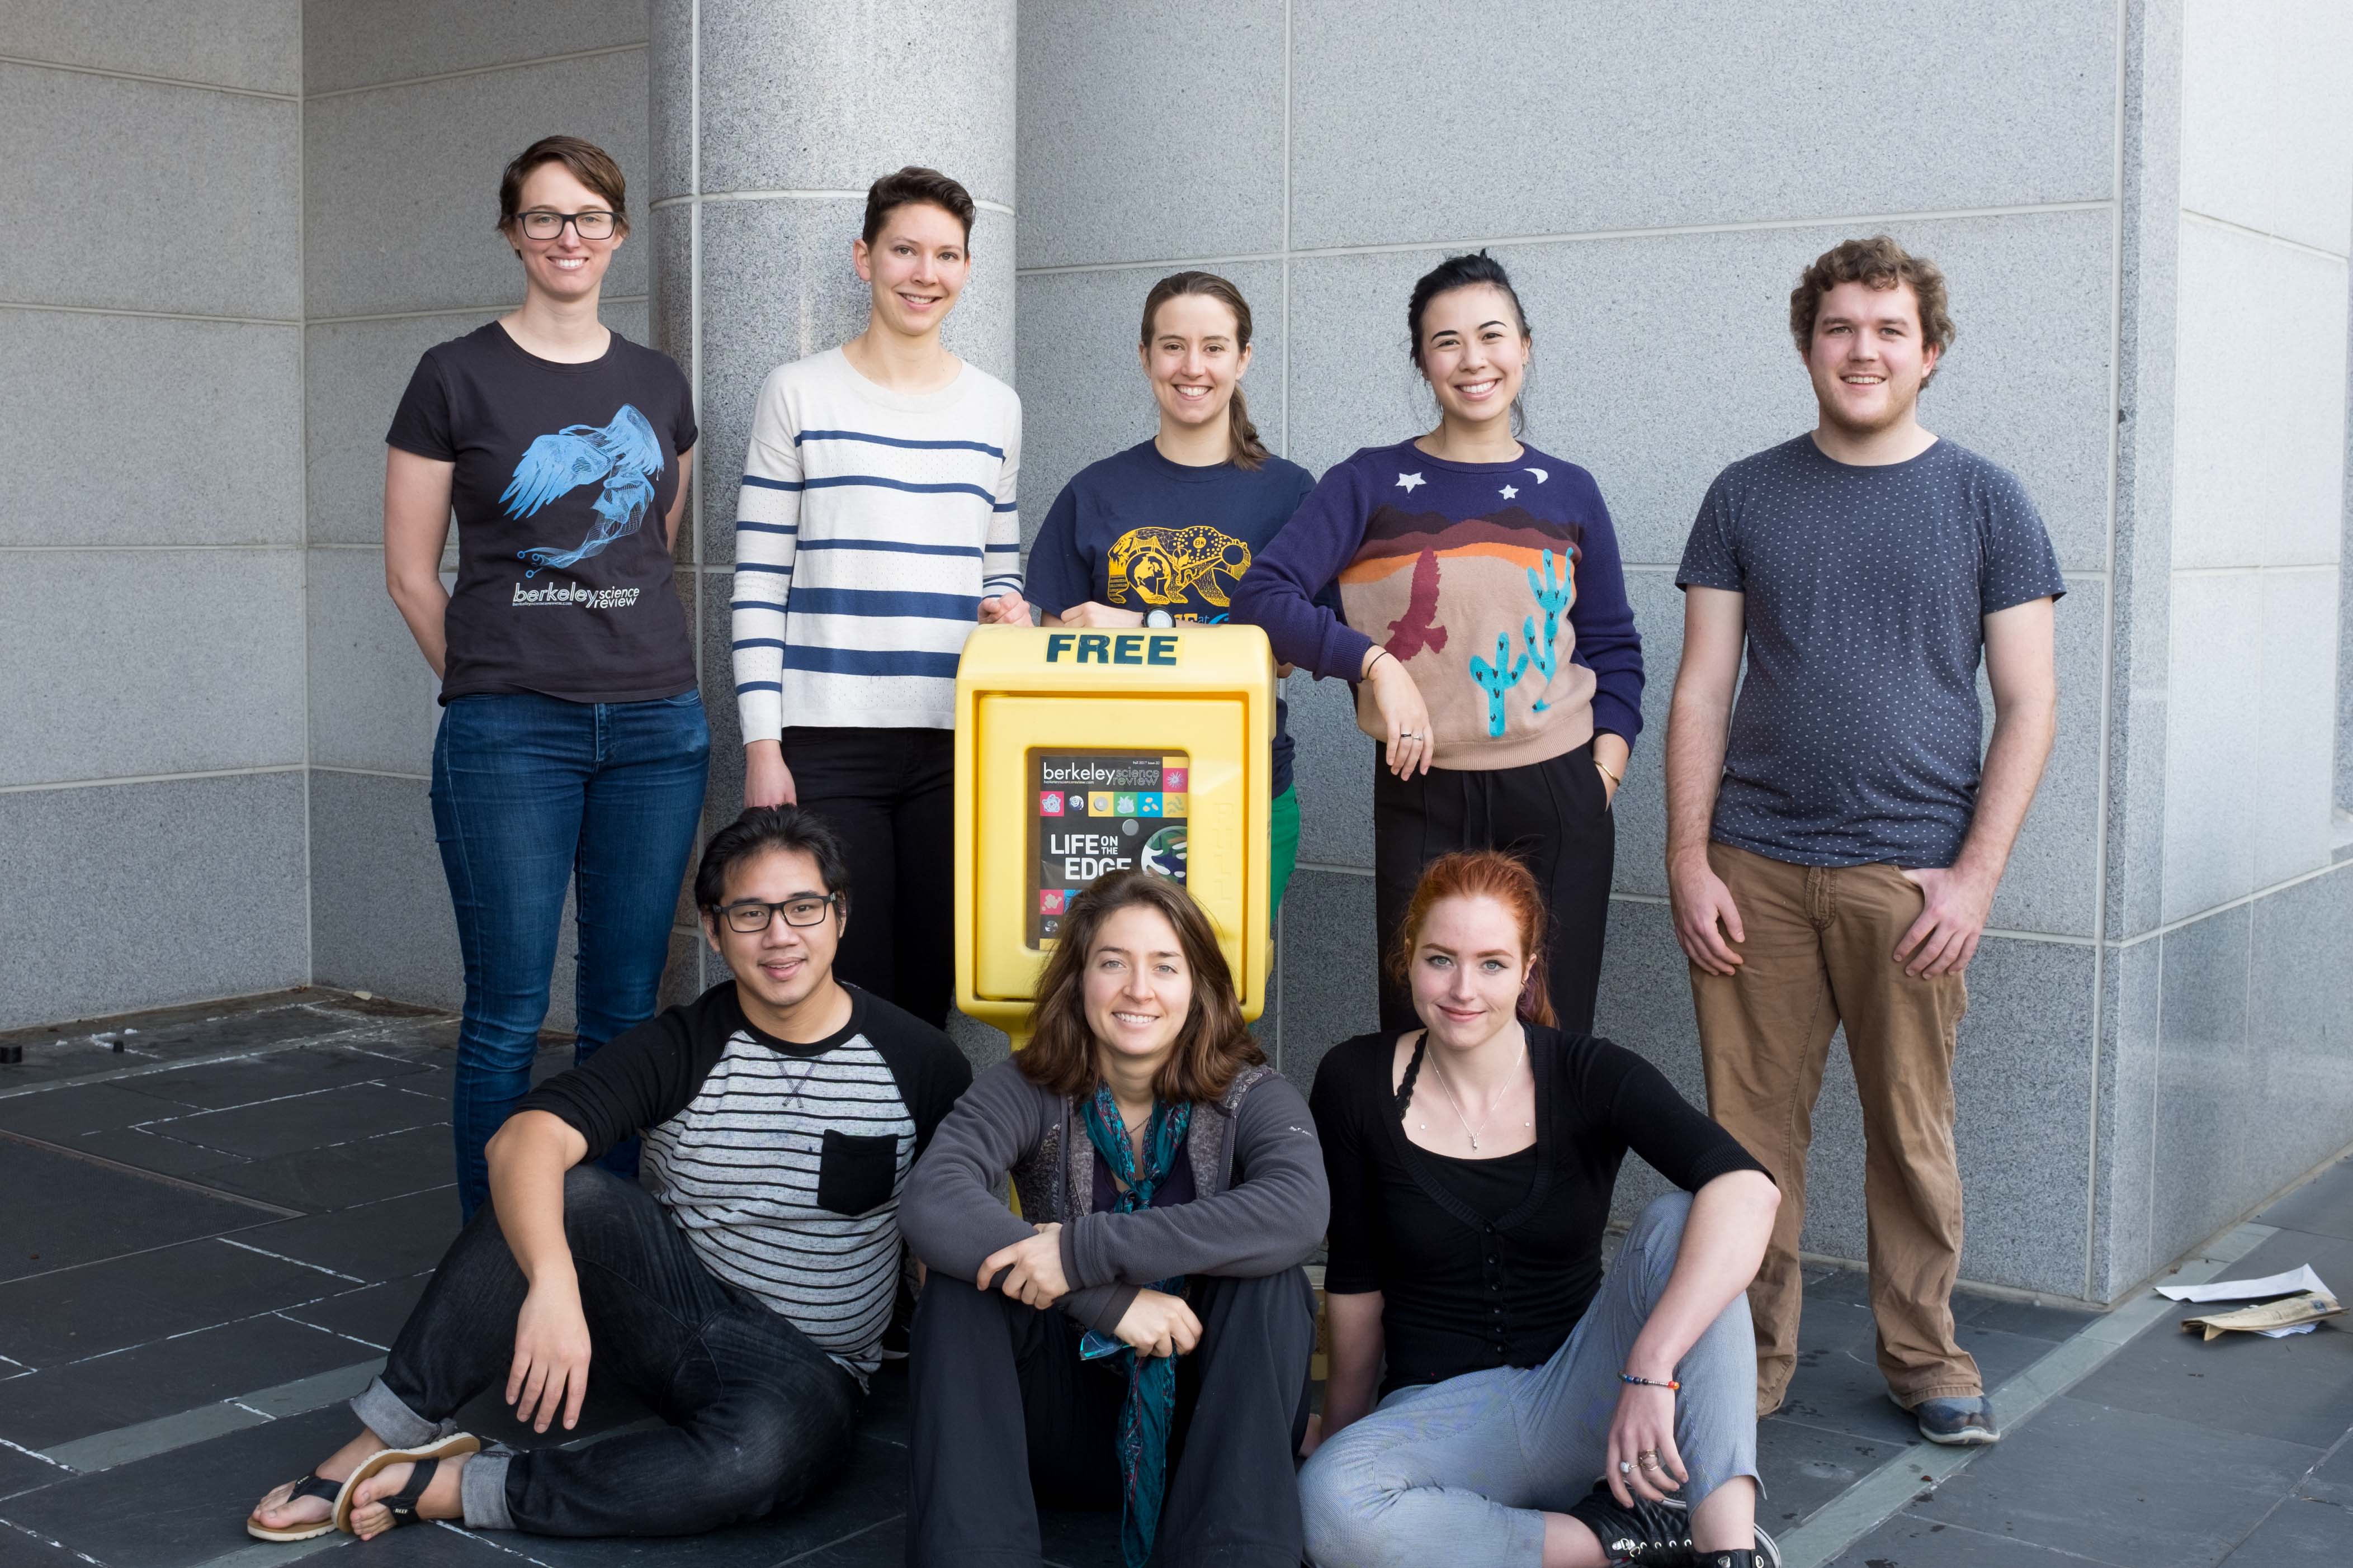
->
xmin=2 ymin=991 xmax=2350 ymax=1567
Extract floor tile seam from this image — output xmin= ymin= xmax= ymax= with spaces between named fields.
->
xmin=14 ymin=1280 xmax=388 ymax=1374
xmin=1773 ymin=1219 xmax=2279 ymax=1567
xmin=0 ymin=1436 xmax=73 ymax=1479
xmin=1883 ymin=1514 xmax=2132 ymax=1566
xmin=0 ymin=1027 xmax=438 ymax=1104
xmin=775 ymin=1513 xmax=906 ymax=1566
xmin=0 ymin=1128 xmax=306 ymax=1222
xmin=216 ymin=1238 xmax=368 ymax=1285
xmin=1754 ymin=1409 xmax=1916 ymax=1451
xmin=0 ymin=1513 xmax=111 ymax=1566
xmin=30 ymin=1356 xmax=385 ymax=1472
xmin=117 ymin=1075 xmax=429 ymax=1125
xmin=419 ymin=1521 xmax=552 ymax=1565
xmin=269 ymin=1309 xmax=391 ymax=1355
xmin=139 ymin=1114 xmax=454 ymax=1166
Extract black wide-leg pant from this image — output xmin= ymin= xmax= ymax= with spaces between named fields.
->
xmin=780 ymin=725 xmax=955 ymax=1028
xmin=1373 ymin=738 xmax=1617 ymax=1035
xmin=906 ymin=1269 xmax=1317 ymax=1567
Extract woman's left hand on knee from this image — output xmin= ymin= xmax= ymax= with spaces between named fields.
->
xmin=1604 ymin=1383 xmax=1688 ymax=1508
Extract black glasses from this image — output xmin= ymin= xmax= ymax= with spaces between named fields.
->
xmin=715 ymin=894 xmax=842 ymax=934
xmin=518 ymin=209 xmax=617 ymax=240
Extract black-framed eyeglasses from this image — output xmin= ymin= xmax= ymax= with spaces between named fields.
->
xmin=518 ymin=209 xmax=617 ymax=240
xmin=714 ymin=894 xmax=843 ymax=934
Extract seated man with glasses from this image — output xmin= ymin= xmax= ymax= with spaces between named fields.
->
xmin=243 ymin=805 xmax=970 ymax=1544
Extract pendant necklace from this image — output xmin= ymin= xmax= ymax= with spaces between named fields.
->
xmin=1426 ymin=1039 xmax=1531 ymax=1152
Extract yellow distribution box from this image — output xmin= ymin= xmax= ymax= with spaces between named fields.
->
xmin=954 ymin=624 xmax=1275 ymax=1043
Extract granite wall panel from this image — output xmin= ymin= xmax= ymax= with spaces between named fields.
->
xmin=0 ymin=0 xmax=300 ymax=93
xmin=0 ymin=550 xmax=305 ymax=789
xmin=0 ymin=773 xmax=309 ymax=1031
xmin=1288 ymin=0 xmax=2114 ymax=252
xmin=0 ymin=63 xmax=300 ymax=319
xmin=0 ymin=311 xmax=301 ymax=548
xmin=1016 ymin=0 xmax=1283 ymax=270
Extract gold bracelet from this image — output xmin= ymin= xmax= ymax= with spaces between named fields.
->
xmin=1593 ymin=756 xmax=1623 ymax=786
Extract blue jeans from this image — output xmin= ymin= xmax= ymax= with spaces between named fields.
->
xmin=353 ymin=1166 xmax=860 ymax=1535
xmin=431 ymin=691 xmax=709 ymax=1219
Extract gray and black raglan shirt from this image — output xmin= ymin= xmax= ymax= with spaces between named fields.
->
xmin=1676 ymin=435 xmax=2065 ymax=869
xmin=514 ymin=982 xmax=970 ymax=1382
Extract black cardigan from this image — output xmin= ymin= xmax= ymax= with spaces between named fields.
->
xmin=1310 ymin=1025 xmax=1765 ymax=1395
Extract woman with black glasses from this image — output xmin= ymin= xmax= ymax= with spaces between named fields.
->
xmin=384 ymin=136 xmax=706 ymax=1220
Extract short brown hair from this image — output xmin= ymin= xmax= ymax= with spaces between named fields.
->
xmin=497 ymin=135 xmax=630 ymax=239
xmin=1385 ymin=850 xmax=1557 ymax=1029
xmin=1018 ymin=871 xmax=1263 ymax=1104
xmin=862 ymin=166 xmax=976 ymax=248
xmin=1140 ymin=271 xmax=1271 ymax=471
xmin=1789 ymin=235 xmax=1954 ymax=377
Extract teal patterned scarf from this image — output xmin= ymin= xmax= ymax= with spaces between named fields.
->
xmin=1078 ymin=1082 xmax=1193 ymax=1568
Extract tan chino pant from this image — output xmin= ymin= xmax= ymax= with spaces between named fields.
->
xmin=1691 ymin=841 xmax=1981 ymax=1414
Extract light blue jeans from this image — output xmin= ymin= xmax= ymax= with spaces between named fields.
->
xmin=1300 ymin=1192 xmax=1761 ymax=1567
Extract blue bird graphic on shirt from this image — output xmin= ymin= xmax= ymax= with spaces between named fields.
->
xmin=503 ymin=405 xmax=664 ymax=577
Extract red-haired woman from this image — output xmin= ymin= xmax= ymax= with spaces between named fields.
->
xmin=1300 ymin=852 xmax=1782 ymax=1568
xmin=899 ymin=871 xmax=1325 ymax=1568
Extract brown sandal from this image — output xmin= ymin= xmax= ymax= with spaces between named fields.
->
xmin=245 ymin=1472 xmax=348 ymax=1542
xmin=332 ymin=1433 xmax=481 ymax=1534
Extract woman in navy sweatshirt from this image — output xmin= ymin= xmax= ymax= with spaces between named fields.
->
xmin=1230 ymin=252 xmax=1644 ymax=1034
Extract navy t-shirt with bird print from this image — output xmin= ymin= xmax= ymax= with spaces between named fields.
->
xmin=388 ymin=321 xmax=698 ymax=704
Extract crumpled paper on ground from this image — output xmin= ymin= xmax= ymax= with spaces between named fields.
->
xmin=2180 ymin=1291 xmax=2344 ymax=1342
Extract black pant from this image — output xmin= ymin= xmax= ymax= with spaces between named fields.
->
xmin=782 ymin=726 xmax=955 ymax=1028
xmin=907 ymin=1269 xmax=1317 ymax=1567
xmin=1373 ymin=738 xmax=1616 ymax=1035
xmin=377 ymin=1166 xmax=859 ymax=1536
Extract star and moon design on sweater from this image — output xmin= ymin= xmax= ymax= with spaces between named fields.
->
xmin=1352 ymin=465 xmax=1581 ymax=738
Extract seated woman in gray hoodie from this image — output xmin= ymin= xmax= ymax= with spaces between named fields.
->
xmin=899 ymin=870 xmax=1327 ymax=1568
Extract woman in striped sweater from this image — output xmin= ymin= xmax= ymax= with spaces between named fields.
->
xmin=731 ymin=166 xmax=1029 ymax=1029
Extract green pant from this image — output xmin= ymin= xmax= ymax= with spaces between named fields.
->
xmin=1270 ymin=784 xmax=1300 ymax=919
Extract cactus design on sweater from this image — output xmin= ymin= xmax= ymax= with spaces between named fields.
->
xmin=1312 ymin=442 xmax=1637 ymax=769
xmin=1522 ymin=546 xmax=1576 ymax=711
xmin=1468 ymin=631 xmax=1530 ymax=736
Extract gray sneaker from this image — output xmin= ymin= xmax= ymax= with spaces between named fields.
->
xmin=1904 ymin=1394 xmax=2000 ymax=1446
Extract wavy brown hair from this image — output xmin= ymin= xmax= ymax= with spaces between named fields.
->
xmin=1140 ymin=271 xmax=1272 ymax=471
xmin=1018 ymin=871 xmax=1263 ymax=1103
xmin=1384 ymin=850 xmax=1557 ymax=1029
xmin=1789 ymin=235 xmax=1955 ymax=384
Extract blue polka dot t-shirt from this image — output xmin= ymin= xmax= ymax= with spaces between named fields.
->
xmin=1676 ymin=434 xmax=2064 ymax=869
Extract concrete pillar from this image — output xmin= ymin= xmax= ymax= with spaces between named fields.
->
xmin=646 ymin=0 xmax=1018 ymax=987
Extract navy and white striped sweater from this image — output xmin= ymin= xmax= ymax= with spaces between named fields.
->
xmin=731 ymin=346 xmax=1022 ymax=738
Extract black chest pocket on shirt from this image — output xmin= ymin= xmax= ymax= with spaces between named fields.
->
xmin=816 ymin=1130 xmax=900 ymax=1217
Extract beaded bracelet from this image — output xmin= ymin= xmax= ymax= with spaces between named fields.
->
xmin=1620 ymin=1372 xmax=1680 ymax=1391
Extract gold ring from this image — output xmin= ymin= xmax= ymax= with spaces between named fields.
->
xmin=1637 ymin=1452 xmax=1661 ymax=1470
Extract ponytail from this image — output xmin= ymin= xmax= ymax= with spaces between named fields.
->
xmin=1225 ymin=383 xmax=1271 ymax=470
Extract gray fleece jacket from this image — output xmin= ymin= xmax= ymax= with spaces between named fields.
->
xmin=899 ymin=1057 xmax=1329 ymax=1336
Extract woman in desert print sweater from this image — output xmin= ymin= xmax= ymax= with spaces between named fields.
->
xmin=1232 ymin=252 xmax=1643 ymax=1034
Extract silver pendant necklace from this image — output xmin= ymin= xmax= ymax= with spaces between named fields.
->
xmin=1424 ymin=1038 xmax=1530 ymax=1152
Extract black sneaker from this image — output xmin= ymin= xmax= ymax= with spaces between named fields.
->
xmin=1565 ymin=1481 xmax=1693 ymax=1563
xmin=1565 ymin=1483 xmax=1785 ymax=1567
xmin=1664 ymin=1499 xmax=1782 ymax=1568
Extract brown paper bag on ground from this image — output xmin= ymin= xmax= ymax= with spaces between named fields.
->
xmin=2181 ymin=1291 xmax=2345 ymax=1342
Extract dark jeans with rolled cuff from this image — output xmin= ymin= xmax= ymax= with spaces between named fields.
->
xmin=1373 ymin=737 xmax=1616 ymax=1036
xmin=907 ymin=1268 xmax=1319 ymax=1567
xmin=350 ymin=1166 xmax=859 ymax=1537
